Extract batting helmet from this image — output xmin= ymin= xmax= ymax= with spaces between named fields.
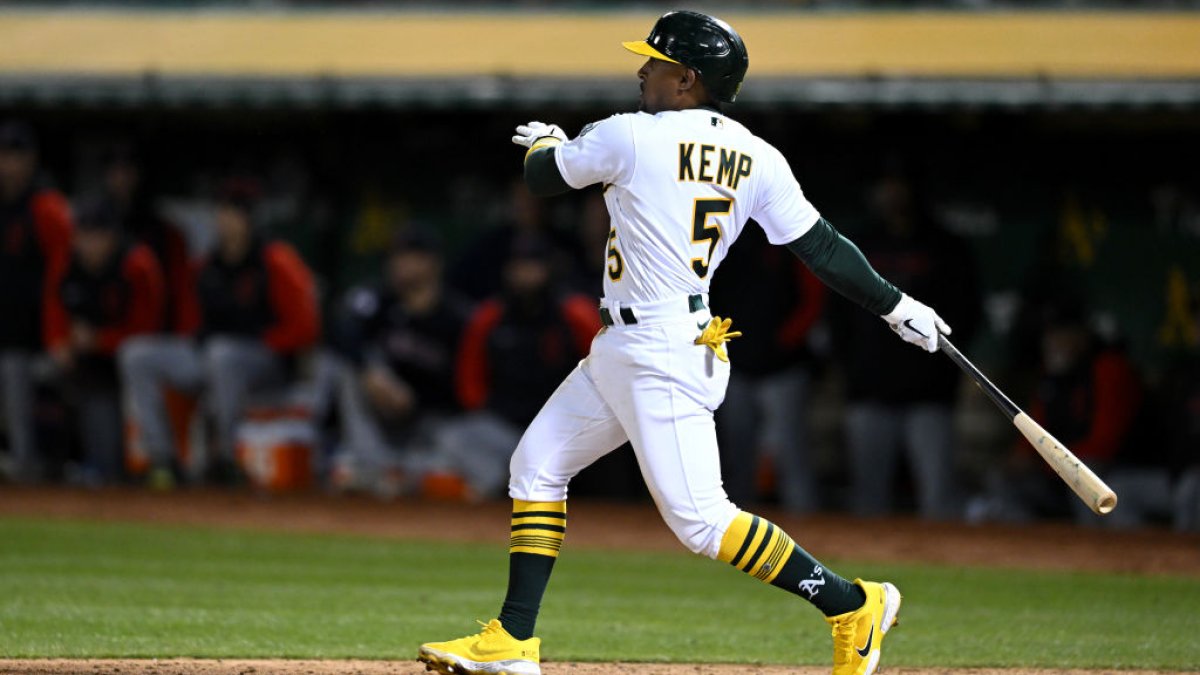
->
xmin=622 ymin=11 xmax=749 ymax=104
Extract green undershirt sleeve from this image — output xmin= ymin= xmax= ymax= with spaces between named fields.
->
xmin=524 ymin=146 xmax=572 ymax=197
xmin=785 ymin=217 xmax=902 ymax=316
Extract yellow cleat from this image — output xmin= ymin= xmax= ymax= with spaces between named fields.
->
xmin=418 ymin=619 xmax=541 ymax=675
xmin=825 ymin=579 xmax=902 ymax=675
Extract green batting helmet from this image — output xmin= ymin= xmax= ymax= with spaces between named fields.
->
xmin=622 ymin=11 xmax=750 ymax=104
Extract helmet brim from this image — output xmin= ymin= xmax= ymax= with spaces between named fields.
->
xmin=621 ymin=40 xmax=681 ymax=64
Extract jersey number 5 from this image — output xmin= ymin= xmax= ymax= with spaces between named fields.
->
xmin=691 ymin=198 xmax=731 ymax=278
xmin=607 ymin=227 xmax=624 ymax=281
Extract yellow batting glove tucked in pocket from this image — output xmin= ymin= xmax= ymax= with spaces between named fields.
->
xmin=694 ymin=316 xmax=742 ymax=363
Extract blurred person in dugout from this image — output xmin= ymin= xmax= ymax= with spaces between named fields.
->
xmin=98 ymin=145 xmax=192 ymax=333
xmin=327 ymin=228 xmax=472 ymax=496
xmin=1163 ymin=293 xmax=1200 ymax=531
xmin=832 ymin=171 xmax=980 ymax=519
xmin=1102 ymin=293 xmax=1200 ymax=531
xmin=710 ymin=224 xmax=827 ymax=512
xmin=0 ymin=120 xmax=73 ymax=482
xmin=968 ymin=302 xmax=1148 ymax=525
xmin=119 ymin=180 xmax=319 ymax=484
xmin=46 ymin=199 xmax=165 ymax=484
xmin=450 ymin=179 xmax=578 ymax=302
xmin=449 ymin=235 xmax=600 ymax=499
xmin=568 ymin=191 xmax=612 ymax=298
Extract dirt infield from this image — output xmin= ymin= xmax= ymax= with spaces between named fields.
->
xmin=0 ymin=661 xmax=1194 ymax=675
xmin=0 ymin=487 xmax=1197 ymax=576
xmin=3 ymin=488 xmax=1199 ymax=675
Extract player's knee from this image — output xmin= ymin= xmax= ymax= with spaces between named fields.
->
xmin=202 ymin=338 xmax=240 ymax=372
xmin=660 ymin=501 xmax=738 ymax=558
xmin=118 ymin=337 xmax=162 ymax=376
xmin=507 ymin=440 xmax=569 ymax=503
xmin=507 ymin=477 xmax=568 ymax=503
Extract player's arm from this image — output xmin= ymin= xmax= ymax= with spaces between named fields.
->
xmin=785 ymin=218 xmax=949 ymax=353
xmin=753 ymin=148 xmax=948 ymax=353
xmin=785 ymin=218 xmax=899 ymax=316
xmin=513 ymin=122 xmax=572 ymax=197
xmin=512 ymin=117 xmax=635 ymax=197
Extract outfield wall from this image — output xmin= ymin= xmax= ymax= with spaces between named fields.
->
xmin=1 ymin=10 xmax=1198 ymax=106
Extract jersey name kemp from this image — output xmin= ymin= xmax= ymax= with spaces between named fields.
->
xmin=677 ymin=142 xmax=753 ymax=190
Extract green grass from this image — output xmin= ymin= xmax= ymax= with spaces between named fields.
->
xmin=1 ymin=518 xmax=1197 ymax=668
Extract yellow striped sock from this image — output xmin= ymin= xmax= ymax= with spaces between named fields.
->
xmin=510 ymin=499 xmax=567 ymax=558
xmin=717 ymin=511 xmax=795 ymax=584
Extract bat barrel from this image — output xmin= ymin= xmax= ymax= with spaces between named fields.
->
xmin=941 ymin=333 xmax=1120 ymax=517
xmin=1013 ymin=413 xmax=1119 ymax=516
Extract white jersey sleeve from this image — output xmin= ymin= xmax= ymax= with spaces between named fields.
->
xmin=554 ymin=115 xmax=637 ymax=190
xmin=750 ymin=145 xmax=821 ymax=245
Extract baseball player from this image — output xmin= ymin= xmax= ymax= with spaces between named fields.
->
xmin=419 ymin=11 xmax=950 ymax=675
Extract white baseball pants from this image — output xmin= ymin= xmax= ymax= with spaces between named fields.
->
xmin=509 ymin=295 xmax=740 ymax=559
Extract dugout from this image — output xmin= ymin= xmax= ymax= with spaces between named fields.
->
xmin=1 ymin=6 xmax=1197 ymax=506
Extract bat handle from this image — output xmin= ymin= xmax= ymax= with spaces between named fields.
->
xmin=937 ymin=334 xmax=1020 ymax=420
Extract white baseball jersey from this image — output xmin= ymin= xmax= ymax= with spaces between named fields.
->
xmin=554 ymin=109 xmax=821 ymax=304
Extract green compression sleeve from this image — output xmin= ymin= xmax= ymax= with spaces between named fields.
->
xmin=524 ymin=146 xmax=572 ymax=197
xmin=785 ymin=217 xmax=902 ymax=316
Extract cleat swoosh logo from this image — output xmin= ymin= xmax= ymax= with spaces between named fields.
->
xmin=856 ymin=624 xmax=875 ymax=658
xmin=902 ymin=319 xmax=928 ymax=338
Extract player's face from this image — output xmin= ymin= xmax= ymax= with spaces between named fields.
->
xmin=75 ymin=227 xmax=118 ymax=273
xmin=637 ymin=58 xmax=690 ymax=114
xmin=387 ymin=249 xmax=440 ymax=294
xmin=0 ymin=148 xmax=35 ymax=198
xmin=105 ymin=160 xmax=140 ymax=203
xmin=214 ymin=204 xmax=251 ymax=249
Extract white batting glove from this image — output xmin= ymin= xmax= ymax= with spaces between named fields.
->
xmin=882 ymin=293 xmax=951 ymax=353
xmin=512 ymin=121 xmax=567 ymax=149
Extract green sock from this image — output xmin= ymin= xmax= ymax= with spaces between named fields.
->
xmin=768 ymin=545 xmax=865 ymax=617
xmin=495 ymin=499 xmax=566 ymax=640
xmin=717 ymin=511 xmax=865 ymax=617
xmin=497 ymin=553 xmax=556 ymax=641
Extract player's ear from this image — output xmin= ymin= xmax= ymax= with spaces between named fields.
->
xmin=678 ymin=67 xmax=699 ymax=94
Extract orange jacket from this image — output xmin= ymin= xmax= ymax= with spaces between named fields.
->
xmin=45 ymin=244 xmax=166 ymax=355
xmin=457 ymin=294 xmax=599 ymax=411
xmin=30 ymin=191 xmax=74 ymax=349
xmin=177 ymin=240 xmax=320 ymax=353
xmin=1026 ymin=351 xmax=1142 ymax=463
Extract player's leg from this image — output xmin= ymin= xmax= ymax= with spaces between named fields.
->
xmin=0 ymin=350 xmax=38 ymax=481
xmin=713 ymin=368 xmax=760 ymax=506
xmin=201 ymin=336 xmax=286 ymax=477
xmin=499 ymin=359 xmax=628 ymax=638
xmin=845 ymin=402 xmax=902 ymax=517
xmin=75 ymin=381 xmax=123 ymax=484
xmin=758 ymin=366 xmax=817 ymax=513
xmin=598 ymin=321 xmax=899 ymax=675
xmin=418 ymin=360 xmax=626 ymax=675
xmin=903 ymin=403 xmax=957 ymax=520
xmin=118 ymin=336 xmax=204 ymax=476
xmin=615 ymin=384 xmax=868 ymax=615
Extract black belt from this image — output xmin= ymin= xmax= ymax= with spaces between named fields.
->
xmin=599 ymin=294 xmax=705 ymax=327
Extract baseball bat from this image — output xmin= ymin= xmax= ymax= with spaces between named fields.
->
xmin=937 ymin=334 xmax=1118 ymax=516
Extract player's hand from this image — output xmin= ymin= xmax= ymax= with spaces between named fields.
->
xmin=362 ymin=367 xmax=415 ymax=418
xmin=882 ymin=293 xmax=951 ymax=353
xmin=49 ymin=344 xmax=74 ymax=372
xmin=70 ymin=321 xmax=96 ymax=352
xmin=512 ymin=121 xmax=567 ymax=149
